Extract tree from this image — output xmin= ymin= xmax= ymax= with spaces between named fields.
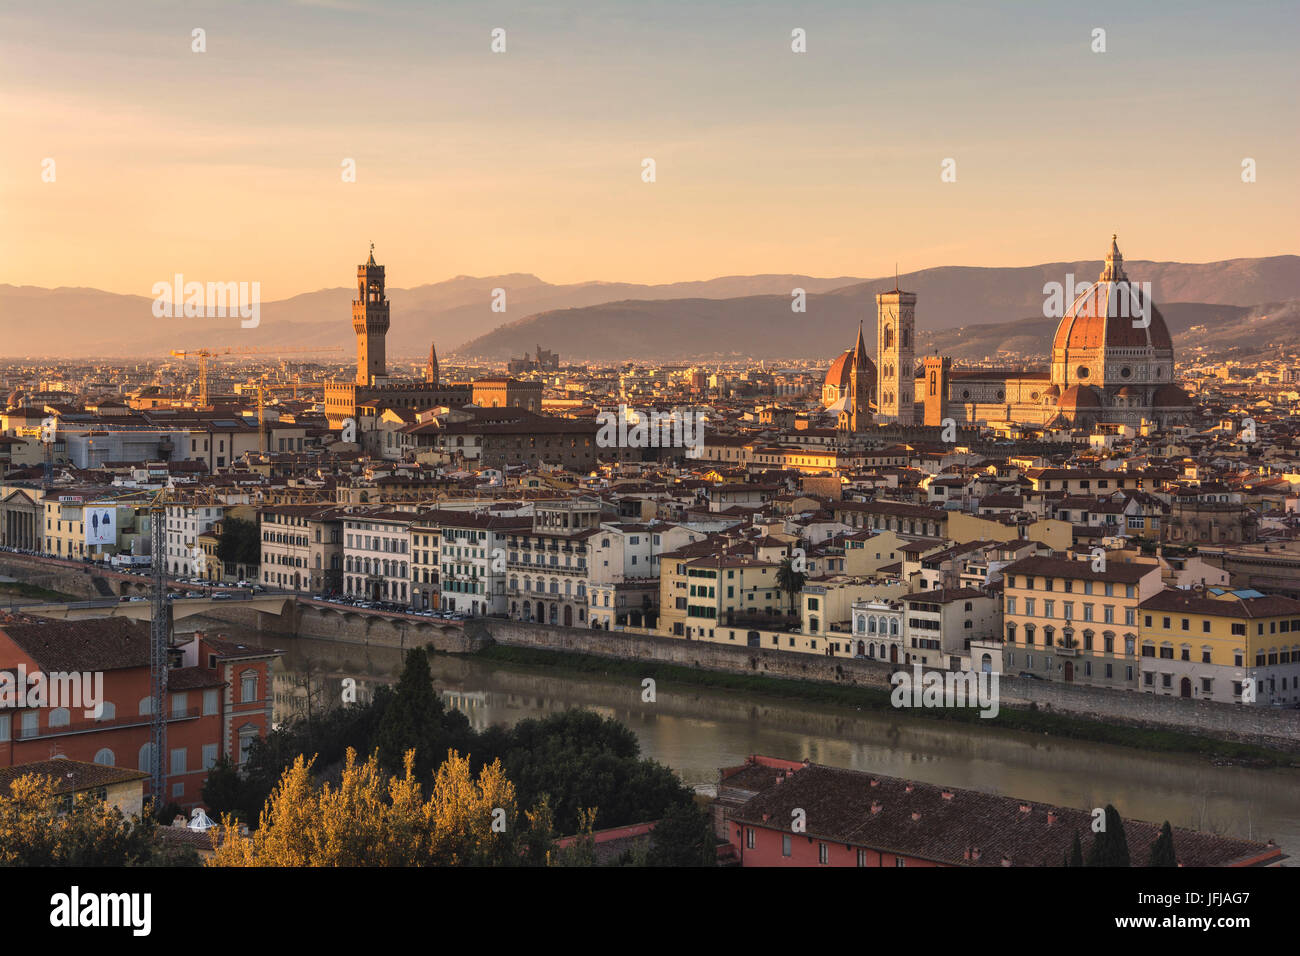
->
xmin=776 ymin=556 xmax=806 ymax=615
xmin=1069 ymin=830 xmax=1084 ymax=867
xmin=645 ymin=800 xmax=715 ymax=867
xmin=1086 ymin=805 xmax=1131 ymax=867
xmin=0 ymin=774 xmax=171 ymax=866
xmin=1147 ymin=821 xmax=1177 ymax=867
xmin=215 ymin=517 xmax=259 ymax=568
xmin=374 ymin=647 xmax=456 ymax=781
xmin=208 ymin=748 xmax=534 ymax=867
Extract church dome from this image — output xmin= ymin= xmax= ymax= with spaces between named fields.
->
xmin=1052 ymin=237 xmax=1173 ymax=351
xmin=825 ymin=349 xmax=854 ymax=393
xmin=1059 ymin=384 xmax=1103 ymax=410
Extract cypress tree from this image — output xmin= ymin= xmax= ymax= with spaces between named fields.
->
xmin=1148 ymin=821 xmax=1177 ymax=867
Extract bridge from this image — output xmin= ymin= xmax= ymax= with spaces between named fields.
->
xmin=20 ymin=593 xmax=297 ymax=622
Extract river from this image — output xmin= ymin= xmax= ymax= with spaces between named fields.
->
xmin=188 ymin=621 xmax=1300 ymax=859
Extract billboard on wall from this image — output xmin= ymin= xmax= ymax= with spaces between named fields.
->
xmin=84 ymin=507 xmax=117 ymax=547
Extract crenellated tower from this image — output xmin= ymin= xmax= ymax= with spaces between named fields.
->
xmin=353 ymin=245 xmax=390 ymax=386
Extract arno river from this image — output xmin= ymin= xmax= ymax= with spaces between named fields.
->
xmin=191 ymin=622 xmax=1300 ymax=860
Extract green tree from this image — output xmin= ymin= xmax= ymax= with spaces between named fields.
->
xmin=1147 ymin=821 xmax=1177 ymax=867
xmin=215 ymin=517 xmax=260 ymax=568
xmin=1086 ymin=805 xmax=1131 ymax=868
xmin=645 ymin=800 xmax=715 ymax=867
xmin=374 ymin=647 xmax=454 ymax=781
xmin=776 ymin=555 xmax=806 ymax=615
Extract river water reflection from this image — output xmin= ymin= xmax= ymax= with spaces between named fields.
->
xmin=202 ymin=625 xmax=1300 ymax=859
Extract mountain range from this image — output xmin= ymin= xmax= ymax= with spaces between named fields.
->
xmin=3 ymin=255 xmax=1298 ymax=364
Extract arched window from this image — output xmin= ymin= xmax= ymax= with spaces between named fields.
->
xmin=49 ymin=708 xmax=70 ymax=728
xmin=94 ymin=748 xmax=115 ymax=766
xmin=138 ymin=742 xmax=154 ymax=773
xmin=890 ymin=618 xmax=899 ymax=636
xmin=96 ymin=701 xmax=115 ymax=721
xmin=868 ymin=616 xmax=877 ymax=634
xmin=138 ymin=696 xmax=154 ymax=716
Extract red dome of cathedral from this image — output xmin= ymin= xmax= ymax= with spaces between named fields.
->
xmin=825 ymin=349 xmax=854 ymax=393
xmin=1052 ymin=237 xmax=1173 ymax=352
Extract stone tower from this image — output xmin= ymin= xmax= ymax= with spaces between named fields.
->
xmin=846 ymin=320 xmax=873 ymax=431
xmin=921 ymin=355 xmax=951 ymax=427
xmin=876 ymin=285 xmax=917 ymax=424
xmin=425 ymin=341 xmax=439 ymax=385
xmin=353 ymin=245 xmax=390 ymax=386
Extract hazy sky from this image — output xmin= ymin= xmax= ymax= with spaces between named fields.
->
xmin=2 ymin=0 xmax=1296 ymax=299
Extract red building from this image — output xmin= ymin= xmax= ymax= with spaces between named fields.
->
xmin=717 ymin=755 xmax=1283 ymax=868
xmin=0 ymin=616 xmax=279 ymax=809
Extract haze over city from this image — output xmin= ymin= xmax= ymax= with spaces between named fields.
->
xmin=1 ymin=0 xmax=1298 ymax=922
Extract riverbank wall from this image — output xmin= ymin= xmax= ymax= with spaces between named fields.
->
xmin=475 ymin=620 xmax=1300 ymax=754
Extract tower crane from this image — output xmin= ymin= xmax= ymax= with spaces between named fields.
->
xmin=169 ymin=345 xmax=342 ymax=407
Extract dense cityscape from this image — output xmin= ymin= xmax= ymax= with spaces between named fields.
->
xmin=2 ymin=0 xmax=1295 ymax=939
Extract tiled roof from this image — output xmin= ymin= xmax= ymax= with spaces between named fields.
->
xmin=1 ymin=618 xmax=150 ymax=672
xmin=728 ymin=760 xmax=1280 ymax=867
xmin=0 ymin=759 xmax=149 ymax=796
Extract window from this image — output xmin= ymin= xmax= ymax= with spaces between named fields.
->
xmin=782 ymin=835 xmax=792 ymax=857
xmin=241 ymin=671 xmax=258 ymax=703
xmin=203 ymin=688 xmax=219 ymax=716
xmin=171 ymin=692 xmax=188 ymax=717
xmin=818 ymin=843 xmax=829 ymax=864
xmin=94 ymin=748 xmax=115 ymax=766
xmin=202 ymin=743 xmax=218 ymax=771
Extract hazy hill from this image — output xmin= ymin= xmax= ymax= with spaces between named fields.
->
xmin=3 ymin=254 xmax=1298 ymax=360
xmin=452 ymin=256 xmax=1300 ymax=361
xmin=0 ymin=273 xmax=864 ymax=359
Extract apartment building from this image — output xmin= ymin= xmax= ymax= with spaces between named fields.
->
xmin=1136 ymin=587 xmax=1300 ymax=705
xmin=164 ymin=501 xmax=224 ymax=576
xmin=506 ymin=498 xmax=602 ymax=626
xmin=342 ymin=510 xmax=414 ymax=604
xmin=440 ymin=512 xmax=531 ymax=616
xmin=0 ymin=619 xmax=278 ymax=808
xmin=1000 ymin=555 xmax=1164 ymax=689
xmin=260 ymin=505 xmax=344 ymax=594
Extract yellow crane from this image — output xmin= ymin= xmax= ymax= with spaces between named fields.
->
xmin=169 ymin=345 xmax=341 ymax=407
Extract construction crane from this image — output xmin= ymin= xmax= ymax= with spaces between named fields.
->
xmin=169 ymin=345 xmax=341 ymax=407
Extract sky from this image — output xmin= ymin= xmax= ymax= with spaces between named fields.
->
xmin=1 ymin=0 xmax=1297 ymax=300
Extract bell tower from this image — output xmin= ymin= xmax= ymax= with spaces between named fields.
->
xmin=425 ymin=341 xmax=440 ymax=385
xmin=876 ymin=284 xmax=917 ymax=424
xmin=353 ymin=244 xmax=390 ymax=386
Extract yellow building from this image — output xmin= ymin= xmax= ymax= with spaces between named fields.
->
xmin=1136 ymin=587 xmax=1300 ymax=705
xmin=659 ymin=554 xmax=783 ymax=640
xmin=1000 ymin=555 xmax=1164 ymax=690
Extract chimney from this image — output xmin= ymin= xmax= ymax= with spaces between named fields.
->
xmin=761 ymin=813 xmax=770 ymax=823
xmin=1046 ymin=812 xmax=1058 ymax=825
xmin=971 ymin=848 xmax=981 ymax=862
xmin=869 ymin=778 xmax=880 ymax=788
xmin=1001 ymin=856 xmax=1012 ymax=867
xmin=941 ymin=790 xmax=954 ymax=801
xmin=870 ymin=801 xmax=883 ymax=815
xmin=911 ymin=811 xmax=922 ymax=821
xmin=904 ymin=783 xmax=914 ymax=793
xmin=1018 ymin=803 xmax=1031 ymax=814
